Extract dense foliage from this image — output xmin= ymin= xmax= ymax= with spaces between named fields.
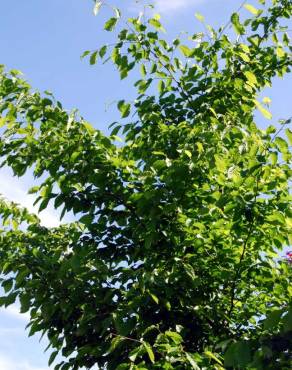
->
xmin=0 ymin=0 xmax=291 ymax=369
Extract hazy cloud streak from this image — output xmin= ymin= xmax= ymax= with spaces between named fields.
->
xmin=0 ymin=304 xmax=30 ymax=322
xmin=154 ymin=0 xmax=204 ymax=13
xmin=0 ymin=353 xmax=49 ymax=370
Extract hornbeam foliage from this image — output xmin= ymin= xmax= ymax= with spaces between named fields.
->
xmin=0 ymin=0 xmax=292 ymax=369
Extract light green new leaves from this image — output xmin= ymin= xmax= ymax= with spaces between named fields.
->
xmin=244 ymin=4 xmax=261 ymax=15
xmin=262 ymin=96 xmax=272 ymax=105
xmin=285 ymin=128 xmax=292 ymax=145
xmin=142 ymin=342 xmax=155 ymax=363
xmin=0 ymin=117 xmax=6 ymax=127
xmin=195 ymin=12 xmax=205 ymax=22
xmin=244 ymin=71 xmax=258 ymax=86
xmin=255 ymin=100 xmax=272 ymax=119
xmin=275 ymin=137 xmax=288 ymax=153
xmin=104 ymin=17 xmax=118 ymax=31
xmin=185 ymin=353 xmax=200 ymax=369
xmin=149 ymin=17 xmax=165 ymax=32
xmin=179 ymin=45 xmax=192 ymax=57
xmin=204 ymin=351 xmax=223 ymax=366
xmin=231 ymin=13 xmax=245 ymax=35
xmin=93 ymin=1 xmax=102 ymax=16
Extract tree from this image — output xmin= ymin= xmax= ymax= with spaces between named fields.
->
xmin=0 ymin=0 xmax=291 ymax=369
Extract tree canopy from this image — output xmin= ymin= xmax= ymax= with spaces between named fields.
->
xmin=0 ymin=0 xmax=291 ymax=369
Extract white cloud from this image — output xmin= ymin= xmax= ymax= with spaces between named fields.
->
xmin=0 ymin=167 xmax=61 ymax=228
xmin=128 ymin=0 xmax=204 ymax=15
xmin=0 ymin=304 xmax=30 ymax=322
xmin=0 ymin=353 xmax=48 ymax=370
xmin=154 ymin=0 xmax=203 ymax=13
xmin=0 ymin=327 xmax=24 ymax=336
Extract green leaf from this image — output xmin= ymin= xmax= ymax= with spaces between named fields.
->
xmin=215 ymin=155 xmax=228 ymax=172
xmin=93 ymin=1 xmax=102 ymax=16
xmin=224 ymin=341 xmax=251 ymax=368
xmin=0 ymin=117 xmax=6 ymax=127
xmin=262 ymin=96 xmax=271 ymax=105
xmin=104 ymin=17 xmax=118 ymax=31
xmin=283 ymin=32 xmax=290 ymax=46
xmin=205 ymin=351 xmax=223 ymax=365
xmin=238 ymin=52 xmax=250 ymax=62
xmin=179 ymin=45 xmax=192 ymax=57
xmin=70 ymin=151 xmax=80 ymax=162
xmin=2 ymin=279 xmax=13 ymax=293
xmin=157 ymin=80 xmax=165 ymax=93
xmin=80 ymin=50 xmax=90 ymax=59
xmin=282 ymin=308 xmax=292 ymax=332
xmin=19 ymin=294 xmax=30 ymax=313
xmin=276 ymin=47 xmax=285 ymax=58
xmin=83 ymin=121 xmax=95 ymax=133
xmin=99 ymin=45 xmax=107 ymax=58
xmin=185 ymin=353 xmax=200 ymax=369
xmin=255 ymin=100 xmax=272 ymax=119
xmin=269 ymin=152 xmax=277 ymax=165
xmin=244 ymin=4 xmax=260 ymax=15
xmin=4 ymin=292 xmax=17 ymax=307
xmin=38 ymin=198 xmax=50 ymax=212
xmin=165 ymin=331 xmax=183 ymax=344
xmin=111 ymin=125 xmax=121 ymax=136
xmin=231 ymin=13 xmax=245 ymax=35
xmin=28 ymin=186 xmax=39 ymax=194
xmin=264 ymin=310 xmax=282 ymax=330
xmin=70 ymin=255 xmax=81 ymax=271
xmin=108 ymin=336 xmax=125 ymax=354
xmin=275 ymin=137 xmax=288 ymax=153
xmin=148 ymin=292 xmax=159 ymax=304
xmin=79 ymin=214 xmax=93 ymax=226
xmin=113 ymin=7 xmax=121 ymax=19
xmin=117 ymin=100 xmax=131 ymax=118
xmin=142 ymin=341 xmax=155 ymax=363
xmin=129 ymin=345 xmax=143 ymax=362
xmin=285 ymin=128 xmax=292 ymax=145
xmin=266 ymin=211 xmax=285 ymax=225
xmin=0 ymin=4 xmax=291 ymax=370
xmin=48 ymin=351 xmax=58 ymax=366
xmin=244 ymin=71 xmax=258 ymax=86
xmin=195 ymin=13 xmax=205 ymax=22
xmin=140 ymin=64 xmax=147 ymax=78
xmin=149 ymin=18 xmax=165 ymax=32
xmin=90 ymin=51 xmax=98 ymax=65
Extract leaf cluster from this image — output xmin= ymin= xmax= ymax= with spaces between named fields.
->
xmin=0 ymin=1 xmax=292 ymax=369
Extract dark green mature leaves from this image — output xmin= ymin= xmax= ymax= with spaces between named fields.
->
xmin=117 ymin=100 xmax=131 ymax=118
xmin=224 ymin=341 xmax=251 ymax=368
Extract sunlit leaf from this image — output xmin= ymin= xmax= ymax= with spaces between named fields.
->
xmin=93 ymin=1 xmax=102 ymax=16
xmin=195 ymin=12 xmax=205 ymax=22
xmin=244 ymin=4 xmax=260 ymax=15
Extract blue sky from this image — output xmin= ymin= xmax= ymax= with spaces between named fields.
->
xmin=0 ymin=1 xmax=291 ymax=369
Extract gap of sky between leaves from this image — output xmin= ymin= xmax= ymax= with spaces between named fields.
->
xmin=154 ymin=0 xmax=205 ymax=13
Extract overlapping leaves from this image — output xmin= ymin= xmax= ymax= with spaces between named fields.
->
xmin=0 ymin=0 xmax=292 ymax=369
